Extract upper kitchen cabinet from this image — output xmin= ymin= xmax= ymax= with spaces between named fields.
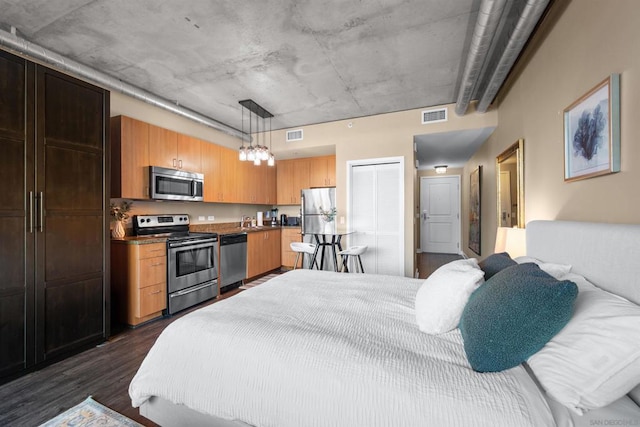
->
xmin=201 ymin=142 xmax=239 ymax=203
xmin=309 ymin=155 xmax=336 ymax=187
xmin=177 ymin=133 xmax=202 ymax=173
xmin=277 ymin=158 xmax=310 ymax=205
xmin=238 ymin=161 xmax=276 ymax=205
xmin=0 ymin=50 xmax=109 ymax=384
xmin=148 ymin=125 xmax=201 ymax=173
xmin=111 ymin=115 xmax=149 ymax=199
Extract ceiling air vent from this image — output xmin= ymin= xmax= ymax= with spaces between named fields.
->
xmin=421 ymin=108 xmax=448 ymax=124
xmin=286 ymin=129 xmax=303 ymax=142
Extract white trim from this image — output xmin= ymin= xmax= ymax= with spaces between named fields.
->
xmin=347 ymin=156 xmax=405 ymax=276
xmin=419 ymin=175 xmax=462 ymax=255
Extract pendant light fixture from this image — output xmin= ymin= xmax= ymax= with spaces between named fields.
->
xmin=239 ymin=99 xmax=275 ymax=167
xmin=267 ymin=117 xmax=275 ymax=166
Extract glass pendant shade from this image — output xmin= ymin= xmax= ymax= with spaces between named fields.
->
xmin=239 ymin=99 xmax=274 ymax=167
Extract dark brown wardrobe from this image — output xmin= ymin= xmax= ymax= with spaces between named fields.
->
xmin=0 ymin=49 xmax=110 ymax=384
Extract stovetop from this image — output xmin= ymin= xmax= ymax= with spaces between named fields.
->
xmin=133 ymin=214 xmax=217 ymax=242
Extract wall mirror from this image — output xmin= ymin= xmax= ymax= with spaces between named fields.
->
xmin=496 ymin=139 xmax=524 ymax=228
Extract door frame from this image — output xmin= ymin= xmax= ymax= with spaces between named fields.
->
xmin=346 ymin=156 xmax=405 ymax=275
xmin=419 ymin=175 xmax=462 ymax=255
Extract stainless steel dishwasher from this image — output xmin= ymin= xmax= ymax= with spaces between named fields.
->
xmin=219 ymin=232 xmax=248 ymax=292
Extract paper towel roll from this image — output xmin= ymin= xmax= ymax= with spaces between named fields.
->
xmin=257 ymin=211 xmax=263 ymax=226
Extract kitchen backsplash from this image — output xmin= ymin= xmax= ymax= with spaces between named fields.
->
xmin=110 ymin=199 xmax=301 ymax=232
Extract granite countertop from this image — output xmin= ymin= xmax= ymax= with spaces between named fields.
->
xmin=111 ymin=222 xmax=302 ymax=243
xmin=110 ymin=235 xmax=169 ymax=245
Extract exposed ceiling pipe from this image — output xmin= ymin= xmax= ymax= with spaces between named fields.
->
xmin=454 ymin=0 xmax=508 ymax=117
xmin=476 ymin=0 xmax=551 ymax=113
xmin=0 ymin=26 xmax=245 ymax=140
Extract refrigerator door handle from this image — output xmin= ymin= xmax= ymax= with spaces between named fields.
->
xmin=300 ymin=194 xmax=305 ymax=232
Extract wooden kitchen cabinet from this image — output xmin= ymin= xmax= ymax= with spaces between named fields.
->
xmin=246 ymin=229 xmax=282 ymax=279
xmin=111 ymin=115 xmax=150 ymax=199
xmin=111 ymin=241 xmax=167 ymax=326
xmin=281 ymin=227 xmax=303 ymax=269
xmin=148 ymin=125 xmax=202 ymax=172
xmin=309 ymin=155 xmax=336 ymax=187
xmin=277 ymin=158 xmax=310 ymax=205
xmin=202 ymin=142 xmax=240 ymax=203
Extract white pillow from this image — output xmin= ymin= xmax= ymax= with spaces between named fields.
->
xmin=415 ymin=258 xmax=484 ymax=334
xmin=527 ymin=272 xmax=640 ymax=414
xmin=514 ymin=256 xmax=572 ymax=279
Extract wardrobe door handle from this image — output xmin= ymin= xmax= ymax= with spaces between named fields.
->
xmin=29 ymin=191 xmax=34 ymax=233
xmin=39 ymin=192 xmax=44 ymax=232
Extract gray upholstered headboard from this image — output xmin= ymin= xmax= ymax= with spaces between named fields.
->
xmin=527 ymin=220 xmax=640 ymax=305
xmin=526 ymin=220 xmax=640 ymax=405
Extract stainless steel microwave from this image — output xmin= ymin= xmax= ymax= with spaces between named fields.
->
xmin=149 ymin=166 xmax=204 ymax=201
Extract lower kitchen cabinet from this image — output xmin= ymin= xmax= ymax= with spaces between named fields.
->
xmin=281 ymin=227 xmax=303 ymax=269
xmin=247 ymin=229 xmax=282 ymax=279
xmin=111 ymin=241 xmax=167 ymax=326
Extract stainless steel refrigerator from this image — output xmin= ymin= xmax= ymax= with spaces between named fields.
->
xmin=301 ymin=187 xmax=336 ymax=235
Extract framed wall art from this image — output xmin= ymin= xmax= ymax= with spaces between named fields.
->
xmin=564 ymin=74 xmax=620 ymax=182
xmin=469 ymin=165 xmax=482 ymax=255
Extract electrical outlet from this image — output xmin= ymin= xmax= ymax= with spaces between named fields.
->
xmin=207 ymin=215 xmax=215 ymax=221
xmin=340 ymin=216 xmax=345 ymax=224
xmin=198 ymin=216 xmax=205 ymax=221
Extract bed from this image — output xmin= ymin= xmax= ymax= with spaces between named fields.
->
xmin=129 ymin=220 xmax=640 ymax=426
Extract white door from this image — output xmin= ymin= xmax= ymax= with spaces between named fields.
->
xmin=420 ymin=176 xmax=460 ymax=254
xmin=348 ymin=158 xmax=404 ymax=276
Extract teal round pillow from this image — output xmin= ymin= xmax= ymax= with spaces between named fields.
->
xmin=459 ymin=263 xmax=578 ymax=372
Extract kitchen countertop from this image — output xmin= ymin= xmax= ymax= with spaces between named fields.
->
xmin=110 ymin=235 xmax=169 ymax=245
xmin=111 ymin=223 xmax=302 ymax=243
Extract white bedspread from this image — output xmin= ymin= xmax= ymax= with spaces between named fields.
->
xmin=129 ymin=270 xmax=554 ymax=427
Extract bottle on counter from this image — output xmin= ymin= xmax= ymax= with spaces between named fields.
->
xmin=251 ymin=217 xmax=256 ymax=227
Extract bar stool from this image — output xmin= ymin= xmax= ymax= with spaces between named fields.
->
xmin=338 ymin=245 xmax=368 ymax=273
xmin=290 ymin=242 xmax=319 ymax=270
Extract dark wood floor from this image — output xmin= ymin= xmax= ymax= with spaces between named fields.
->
xmin=417 ymin=251 xmax=463 ymax=278
xmin=0 ymin=288 xmax=243 ymax=427
xmin=0 ymin=253 xmax=459 ymax=426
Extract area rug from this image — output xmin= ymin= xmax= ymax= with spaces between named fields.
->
xmin=39 ymin=396 xmax=143 ymax=427
xmin=240 ymin=272 xmax=282 ymax=289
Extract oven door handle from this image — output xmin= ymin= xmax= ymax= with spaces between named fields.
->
xmin=168 ymin=238 xmax=218 ymax=248
xmin=170 ymin=281 xmax=216 ymax=298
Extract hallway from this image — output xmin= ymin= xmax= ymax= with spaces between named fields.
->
xmin=417 ymin=252 xmax=463 ymax=279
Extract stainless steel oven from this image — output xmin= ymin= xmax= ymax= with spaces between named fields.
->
xmin=149 ymin=166 xmax=204 ymax=201
xmin=133 ymin=214 xmax=218 ymax=315
xmin=167 ymin=235 xmax=218 ymax=314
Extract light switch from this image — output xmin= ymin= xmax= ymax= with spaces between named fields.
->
xmin=198 ymin=216 xmax=205 ymax=221
xmin=207 ymin=215 xmax=215 ymax=221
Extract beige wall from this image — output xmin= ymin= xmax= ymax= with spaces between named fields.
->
xmin=462 ymin=0 xmax=640 ymax=259
xmin=270 ymin=106 xmax=497 ymax=276
xmin=111 ymin=91 xmax=242 ymax=149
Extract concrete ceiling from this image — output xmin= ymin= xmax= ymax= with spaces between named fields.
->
xmin=0 ymin=0 xmax=548 ymax=166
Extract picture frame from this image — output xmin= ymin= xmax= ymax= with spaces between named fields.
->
xmin=563 ymin=74 xmax=620 ymax=182
xmin=469 ymin=165 xmax=482 ymax=255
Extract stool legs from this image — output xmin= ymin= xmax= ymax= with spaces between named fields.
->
xmin=293 ymin=252 xmax=320 ymax=270
xmin=340 ymin=254 xmax=364 ymax=273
